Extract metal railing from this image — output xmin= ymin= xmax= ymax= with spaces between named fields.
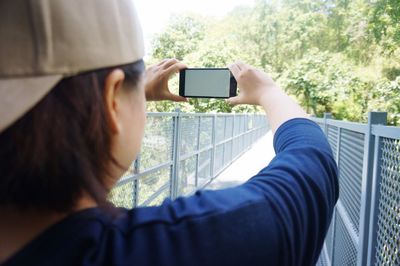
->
xmin=314 ymin=112 xmax=400 ymax=266
xmin=108 ymin=111 xmax=269 ymax=208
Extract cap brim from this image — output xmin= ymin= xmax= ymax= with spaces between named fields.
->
xmin=0 ymin=75 xmax=62 ymax=133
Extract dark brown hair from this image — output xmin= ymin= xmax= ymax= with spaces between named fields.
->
xmin=0 ymin=60 xmax=145 ymax=212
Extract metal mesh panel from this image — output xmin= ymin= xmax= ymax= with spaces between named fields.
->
xmin=216 ymin=116 xmax=226 ymax=144
xmin=254 ymin=116 xmax=260 ymax=127
xmin=232 ymin=137 xmax=240 ymax=159
xmin=225 ymin=116 xmax=234 ymax=139
xmin=240 ymin=116 xmax=246 ymax=133
xmin=108 ymin=180 xmax=134 ymax=208
xmin=178 ymin=155 xmax=197 ymax=195
xmin=245 ymin=132 xmax=251 ymax=148
xmin=254 ymin=128 xmax=260 ymax=142
xmin=214 ymin=144 xmax=224 ymax=174
xmin=199 ymin=116 xmax=212 ymax=147
xmin=223 ymin=141 xmax=233 ymax=167
xmin=327 ymin=125 xmax=338 ymax=158
xmin=140 ymin=116 xmax=174 ymax=171
xmin=180 ymin=116 xmax=199 ymax=156
xmin=325 ymin=214 xmax=335 ymax=259
xmin=233 ymin=116 xmax=241 ymax=136
xmin=145 ymin=189 xmax=170 ymax=207
xmin=239 ymin=135 xmax=245 ymax=152
xmin=250 ymin=130 xmax=255 ymax=144
xmin=109 ymin=113 xmax=268 ymax=207
xmin=338 ymin=129 xmax=365 ymax=234
xmin=248 ymin=115 xmax=254 ymax=130
xmin=138 ymin=167 xmax=171 ymax=206
xmin=243 ymin=133 xmax=248 ymax=150
xmin=236 ymin=136 xmax=242 ymax=156
xmin=316 ymin=250 xmax=328 ymax=266
xmin=333 ymin=213 xmax=358 ymax=266
xmin=198 ymin=149 xmax=212 ymax=187
xmin=375 ymin=138 xmax=400 ymax=265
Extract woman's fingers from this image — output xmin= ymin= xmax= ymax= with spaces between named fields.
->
xmin=145 ymin=58 xmax=188 ymax=102
xmin=163 ymin=61 xmax=187 ymax=77
xmin=235 ymin=60 xmax=247 ymax=70
xmin=166 ymin=93 xmax=188 ymax=102
xmin=160 ymin=58 xmax=179 ymax=69
xmin=228 ymin=63 xmax=241 ymax=79
xmin=226 ymin=95 xmax=243 ymax=106
xmin=156 ymin=59 xmax=169 ymax=66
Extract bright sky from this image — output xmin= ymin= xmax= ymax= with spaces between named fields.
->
xmin=134 ymin=0 xmax=255 ymax=54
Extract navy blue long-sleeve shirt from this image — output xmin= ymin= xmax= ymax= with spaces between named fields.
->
xmin=3 ymin=118 xmax=338 ymax=266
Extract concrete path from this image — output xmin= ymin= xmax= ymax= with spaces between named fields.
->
xmin=207 ymin=130 xmax=275 ymax=190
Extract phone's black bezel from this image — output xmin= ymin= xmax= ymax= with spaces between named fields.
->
xmin=179 ymin=68 xmax=237 ymax=99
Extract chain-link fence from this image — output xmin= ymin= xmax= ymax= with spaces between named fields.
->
xmin=108 ymin=111 xmax=268 ymax=208
xmin=314 ymin=112 xmax=400 ymax=266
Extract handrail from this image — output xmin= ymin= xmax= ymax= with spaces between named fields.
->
xmin=109 ymin=111 xmax=269 ymax=208
xmin=314 ymin=112 xmax=400 ymax=266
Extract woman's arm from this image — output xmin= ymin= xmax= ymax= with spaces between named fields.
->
xmin=110 ymin=60 xmax=338 ymax=266
xmin=227 ymin=61 xmax=308 ymax=133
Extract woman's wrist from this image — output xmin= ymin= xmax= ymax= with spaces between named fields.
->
xmin=258 ymin=85 xmax=282 ymax=109
xmin=259 ymin=84 xmax=308 ymax=132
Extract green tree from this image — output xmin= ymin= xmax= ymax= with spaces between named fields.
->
xmin=147 ymin=0 xmax=400 ymax=121
xmin=370 ymin=77 xmax=400 ymax=125
xmin=151 ymin=15 xmax=206 ymax=60
xmin=369 ymin=0 xmax=400 ymax=53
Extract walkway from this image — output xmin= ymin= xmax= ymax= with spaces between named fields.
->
xmin=207 ymin=130 xmax=275 ymax=190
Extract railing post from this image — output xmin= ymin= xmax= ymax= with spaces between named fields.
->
xmin=357 ymin=112 xmax=387 ymax=266
xmin=328 ymin=126 xmax=342 ymax=264
xmin=233 ymin=113 xmax=237 ymax=159
xmin=336 ymin=127 xmax=341 ymax=162
xmin=222 ymin=116 xmax=227 ymax=168
xmin=171 ymin=109 xmax=182 ymax=199
xmin=195 ymin=116 xmax=201 ymax=187
xmin=240 ymin=115 xmax=244 ymax=153
xmin=231 ymin=114 xmax=234 ymax=161
xmin=323 ymin=113 xmax=332 ymax=135
xmin=329 ymin=209 xmax=337 ymax=266
xmin=132 ymin=157 xmax=140 ymax=207
xmin=210 ymin=114 xmax=217 ymax=179
xmin=366 ymin=134 xmax=385 ymax=266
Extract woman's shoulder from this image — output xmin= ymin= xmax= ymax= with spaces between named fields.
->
xmin=2 ymin=207 xmax=118 ymax=266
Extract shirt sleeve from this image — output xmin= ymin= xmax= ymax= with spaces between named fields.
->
xmin=244 ymin=118 xmax=339 ymax=265
xmin=110 ymin=118 xmax=338 ymax=266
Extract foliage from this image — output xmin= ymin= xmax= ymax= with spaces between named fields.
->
xmin=279 ymin=50 xmax=340 ymax=115
xmin=147 ymin=0 xmax=400 ymax=125
xmin=369 ymin=0 xmax=400 ymax=53
xmin=370 ymin=77 xmax=400 ymax=125
xmin=151 ymin=15 xmax=206 ymax=61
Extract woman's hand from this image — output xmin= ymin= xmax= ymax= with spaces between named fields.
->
xmin=227 ymin=60 xmax=308 ymax=132
xmin=227 ymin=61 xmax=278 ymax=106
xmin=144 ymin=59 xmax=188 ymax=102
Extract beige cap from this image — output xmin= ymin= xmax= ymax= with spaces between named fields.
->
xmin=0 ymin=0 xmax=145 ymax=133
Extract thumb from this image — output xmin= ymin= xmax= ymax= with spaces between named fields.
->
xmin=167 ymin=93 xmax=188 ymax=102
xmin=226 ymin=95 xmax=242 ymax=106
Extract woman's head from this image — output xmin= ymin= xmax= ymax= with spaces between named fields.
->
xmin=0 ymin=60 xmax=146 ymax=212
xmin=0 ymin=0 xmax=146 ymax=212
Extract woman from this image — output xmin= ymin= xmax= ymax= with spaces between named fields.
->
xmin=0 ymin=0 xmax=338 ymax=265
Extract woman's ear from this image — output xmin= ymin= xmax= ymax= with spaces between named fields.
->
xmin=103 ymin=69 xmax=125 ymax=134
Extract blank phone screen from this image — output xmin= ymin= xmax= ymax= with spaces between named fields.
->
xmin=184 ymin=69 xmax=230 ymax=97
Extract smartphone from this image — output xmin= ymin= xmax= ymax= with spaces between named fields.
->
xmin=179 ymin=68 xmax=237 ymax=98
